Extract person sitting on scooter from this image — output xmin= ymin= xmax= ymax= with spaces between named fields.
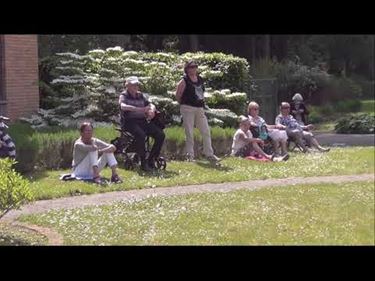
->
xmin=119 ymin=76 xmax=165 ymax=172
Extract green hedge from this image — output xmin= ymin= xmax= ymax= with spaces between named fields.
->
xmin=9 ymin=122 xmax=236 ymax=173
xmin=335 ymin=113 xmax=375 ymax=134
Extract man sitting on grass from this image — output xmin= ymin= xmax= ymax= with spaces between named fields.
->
xmin=71 ymin=122 xmax=122 ymax=184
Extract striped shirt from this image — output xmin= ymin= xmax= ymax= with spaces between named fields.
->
xmin=119 ymin=91 xmax=150 ymax=121
xmin=0 ymin=128 xmax=16 ymax=159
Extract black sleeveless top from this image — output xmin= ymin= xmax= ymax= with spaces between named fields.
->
xmin=180 ymin=75 xmax=205 ymax=108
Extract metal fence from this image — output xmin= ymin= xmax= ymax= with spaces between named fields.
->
xmin=249 ymin=78 xmax=279 ymax=124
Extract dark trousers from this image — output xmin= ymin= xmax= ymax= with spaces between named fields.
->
xmin=122 ymin=119 xmax=165 ymax=160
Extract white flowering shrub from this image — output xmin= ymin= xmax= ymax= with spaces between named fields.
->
xmin=32 ymin=49 xmax=252 ymax=128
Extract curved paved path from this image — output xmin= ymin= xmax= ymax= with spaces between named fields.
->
xmin=2 ymin=173 xmax=373 ymax=223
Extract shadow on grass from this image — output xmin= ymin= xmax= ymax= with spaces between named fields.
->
xmin=24 ymin=170 xmax=53 ymax=182
xmin=195 ymin=160 xmax=233 ymax=172
xmin=136 ymin=168 xmax=179 ymax=178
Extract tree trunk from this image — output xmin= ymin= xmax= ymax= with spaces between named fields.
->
xmin=189 ymin=35 xmax=199 ymax=51
xmin=264 ymin=34 xmax=271 ymax=59
xmin=251 ymin=36 xmax=256 ymax=62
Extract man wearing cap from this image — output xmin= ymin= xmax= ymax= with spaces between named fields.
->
xmin=175 ymin=60 xmax=221 ymax=163
xmin=119 ymin=76 xmax=165 ymax=171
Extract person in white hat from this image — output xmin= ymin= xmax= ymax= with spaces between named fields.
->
xmin=119 ymin=76 xmax=165 ymax=172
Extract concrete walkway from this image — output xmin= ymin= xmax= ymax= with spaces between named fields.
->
xmin=315 ymin=133 xmax=374 ymax=146
xmin=2 ymin=173 xmax=373 ymax=223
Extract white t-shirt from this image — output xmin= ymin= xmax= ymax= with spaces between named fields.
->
xmin=231 ymin=129 xmax=253 ymax=156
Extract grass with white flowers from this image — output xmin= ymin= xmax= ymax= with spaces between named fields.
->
xmin=29 ymin=147 xmax=374 ymax=200
xmin=20 ymin=181 xmax=374 ymax=245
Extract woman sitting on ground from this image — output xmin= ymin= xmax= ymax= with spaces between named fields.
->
xmin=275 ymin=102 xmax=330 ymax=153
xmin=247 ymin=101 xmax=289 ymax=157
xmin=231 ymin=116 xmax=289 ymax=162
xmin=71 ymin=122 xmax=122 ymax=184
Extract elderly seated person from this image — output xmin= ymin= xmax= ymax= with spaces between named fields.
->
xmin=247 ymin=101 xmax=289 ymax=157
xmin=275 ymin=102 xmax=330 ymax=153
xmin=290 ymin=93 xmax=309 ymax=125
xmin=119 ymin=76 xmax=165 ymax=171
xmin=231 ymin=116 xmax=289 ymax=162
xmin=72 ymin=122 xmax=122 ymax=184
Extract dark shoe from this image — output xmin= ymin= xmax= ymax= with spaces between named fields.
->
xmin=141 ymin=161 xmax=152 ymax=172
xmin=281 ymin=153 xmax=290 ymax=161
xmin=147 ymin=158 xmax=157 ymax=170
xmin=111 ymin=174 xmax=123 ymax=184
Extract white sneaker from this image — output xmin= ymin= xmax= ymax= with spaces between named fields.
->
xmin=185 ymin=154 xmax=195 ymax=162
xmin=206 ymin=155 xmax=222 ymax=162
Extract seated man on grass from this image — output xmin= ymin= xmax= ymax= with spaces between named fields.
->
xmin=71 ymin=122 xmax=122 ymax=184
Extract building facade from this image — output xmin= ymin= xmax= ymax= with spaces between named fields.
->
xmin=0 ymin=35 xmax=39 ymax=120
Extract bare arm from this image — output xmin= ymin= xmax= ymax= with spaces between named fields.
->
xmin=98 ymin=145 xmax=116 ymax=154
xmin=175 ymin=79 xmax=186 ymax=104
xmin=74 ymin=142 xmax=98 ymax=153
xmin=238 ymin=131 xmax=263 ymax=145
xmin=275 ymin=117 xmax=286 ymax=130
xmin=95 ymin=139 xmax=116 ymax=153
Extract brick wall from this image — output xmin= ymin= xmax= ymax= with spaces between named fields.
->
xmin=2 ymin=35 xmax=39 ymax=120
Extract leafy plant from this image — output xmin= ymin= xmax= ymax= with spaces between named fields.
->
xmin=0 ymin=159 xmax=34 ymax=219
xmin=335 ymin=113 xmax=375 ymax=134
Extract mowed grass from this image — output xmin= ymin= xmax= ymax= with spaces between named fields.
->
xmin=0 ymin=222 xmax=47 ymax=245
xmin=20 ymin=181 xmax=375 ymax=245
xmin=29 ymin=147 xmax=375 ymax=200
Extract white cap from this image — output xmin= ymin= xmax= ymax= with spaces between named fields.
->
xmin=126 ymin=76 xmax=141 ymax=85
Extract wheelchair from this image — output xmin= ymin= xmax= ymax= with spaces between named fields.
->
xmin=110 ymin=112 xmax=167 ymax=171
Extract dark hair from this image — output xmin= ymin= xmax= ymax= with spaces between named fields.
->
xmin=79 ymin=122 xmax=93 ymax=133
xmin=184 ymin=60 xmax=198 ymax=74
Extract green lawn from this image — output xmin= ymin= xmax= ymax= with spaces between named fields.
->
xmin=19 ymin=181 xmax=375 ymax=245
xmin=29 ymin=147 xmax=374 ymax=200
xmin=0 ymin=222 xmax=47 ymax=245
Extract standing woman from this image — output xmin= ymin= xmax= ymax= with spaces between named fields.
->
xmin=175 ymin=60 xmax=220 ymax=162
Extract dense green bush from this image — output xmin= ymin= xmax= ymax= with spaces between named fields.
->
xmin=335 ymin=113 xmax=375 ymax=134
xmin=308 ymin=107 xmax=324 ymax=124
xmin=277 ymin=60 xmax=331 ymax=101
xmin=334 ymin=100 xmax=362 ymax=113
xmin=0 ymin=159 xmax=34 ymax=219
xmin=8 ymin=122 xmax=39 ymax=173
